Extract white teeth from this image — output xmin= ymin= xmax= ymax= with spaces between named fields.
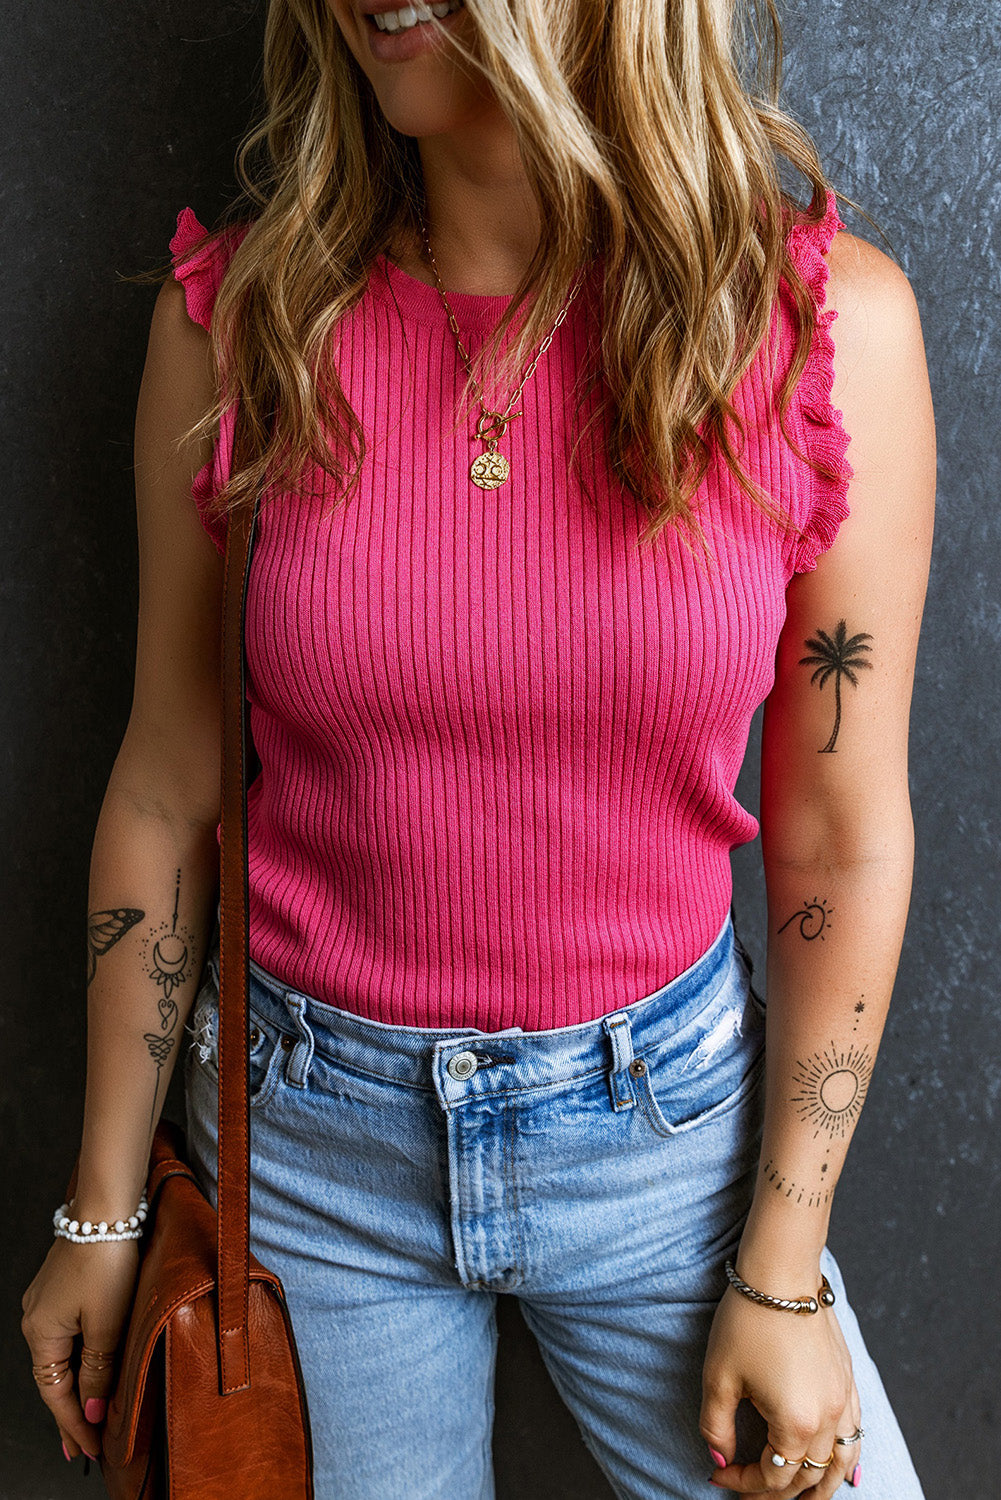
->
xmin=373 ymin=0 xmax=462 ymax=31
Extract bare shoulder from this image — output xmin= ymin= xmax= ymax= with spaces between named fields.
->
xmin=817 ymin=226 xmax=935 ymax=546
xmin=136 ymin=276 xmax=216 ymax=490
xmin=823 ymin=228 xmax=925 ymax=382
xmin=148 ymin=274 xmax=214 ymax=401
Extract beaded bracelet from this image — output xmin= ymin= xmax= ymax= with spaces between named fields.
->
xmin=724 ymin=1259 xmax=836 ymax=1315
xmin=52 ymin=1193 xmax=149 ymax=1244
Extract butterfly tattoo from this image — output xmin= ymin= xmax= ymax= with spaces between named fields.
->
xmin=87 ymin=908 xmax=145 ymax=985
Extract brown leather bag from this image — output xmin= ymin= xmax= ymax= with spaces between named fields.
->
xmin=65 ymin=481 xmax=315 ymax=1498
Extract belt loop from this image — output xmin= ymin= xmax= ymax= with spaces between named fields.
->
xmin=602 ymin=1012 xmax=637 ymax=1112
xmin=282 ymin=992 xmax=315 ymax=1088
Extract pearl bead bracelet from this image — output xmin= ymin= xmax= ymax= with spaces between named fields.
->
xmin=52 ymin=1192 xmax=149 ymax=1244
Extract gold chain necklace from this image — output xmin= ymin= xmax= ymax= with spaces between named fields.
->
xmin=418 ymin=215 xmax=586 ymax=490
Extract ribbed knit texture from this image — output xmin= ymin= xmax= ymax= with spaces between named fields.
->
xmin=169 ymin=194 xmax=852 ymax=1031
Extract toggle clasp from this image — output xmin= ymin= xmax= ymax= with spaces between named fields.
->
xmin=475 ymin=408 xmax=521 ymax=444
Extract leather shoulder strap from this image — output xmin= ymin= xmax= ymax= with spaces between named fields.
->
xmin=216 ymin=483 xmax=261 ymax=1394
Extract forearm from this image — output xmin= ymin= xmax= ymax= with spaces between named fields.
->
xmin=71 ymin=771 xmax=220 ymax=1220
xmin=736 ymin=824 xmax=913 ymax=1287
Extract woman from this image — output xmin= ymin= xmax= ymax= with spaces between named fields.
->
xmin=21 ymin=0 xmax=934 ymax=1495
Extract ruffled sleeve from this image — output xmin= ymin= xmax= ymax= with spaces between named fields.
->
xmin=168 ymin=208 xmax=250 ymax=554
xmin=784 ymin=190 xmax=854 ymax=574
xmin=169 ymin=206 xmax=239 ymax=331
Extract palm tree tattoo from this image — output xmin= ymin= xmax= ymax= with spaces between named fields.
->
xmin=799 ymin=620 xmax=873 ymax=752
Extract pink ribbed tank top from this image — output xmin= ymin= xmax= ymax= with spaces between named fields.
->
xmin=169 ymin=194 xmax=852 ymax=1031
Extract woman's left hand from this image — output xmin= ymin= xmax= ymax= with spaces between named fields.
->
xmin=700 ymin=1286 xmax=862 ymax=1497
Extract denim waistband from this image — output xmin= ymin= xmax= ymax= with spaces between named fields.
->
xmin=205 ymin=914 xmax=744 ymax=1105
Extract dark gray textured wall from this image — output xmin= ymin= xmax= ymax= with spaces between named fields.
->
xmin=3 ymin=2 xmax=997 ymax=1495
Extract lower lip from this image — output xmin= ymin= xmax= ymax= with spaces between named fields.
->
xmin=363 ymin=3 xmax=466 ymax=62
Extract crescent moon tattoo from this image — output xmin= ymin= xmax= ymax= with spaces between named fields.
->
xmin=142 ymin=870 xmax=192 ymax=1002
xmin=142 ymin=870 xmax=193 ymax=1137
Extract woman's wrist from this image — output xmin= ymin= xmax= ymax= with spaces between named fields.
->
xmin=53 ymin=1184 xmax=149 ymax=1244
xmin=68 ymin=1161 xmax=149 ymax=1230
xmin=69 ymin=1187 xmax=147 ymax=1223
xmin=736 ymin=1193 xmax=829 ymax=1288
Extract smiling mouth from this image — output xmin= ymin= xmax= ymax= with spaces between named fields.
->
xmin=365 ymin=0 xmax=465 ymax=32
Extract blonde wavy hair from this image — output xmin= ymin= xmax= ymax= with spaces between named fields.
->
xmin=163 ymin=0 xmax=849 ymax=552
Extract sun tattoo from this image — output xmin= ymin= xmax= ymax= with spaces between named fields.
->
xmin=777 ymin=898 xmax=833 ymax=941
xmin=791 ymin=1042 xmax=873 ymax=1140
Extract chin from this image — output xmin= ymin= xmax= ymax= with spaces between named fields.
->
xmin=376 ymin=91 xmax=484 ymax=139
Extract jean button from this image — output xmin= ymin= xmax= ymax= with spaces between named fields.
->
xmin=447 ymin=1050 xmax=478 ymax=1080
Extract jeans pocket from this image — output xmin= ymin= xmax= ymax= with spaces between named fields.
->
xmin=630 ymin=973 xmax=766 ymax=1137
xmin=186 ymin=975 xmax=284 ymax=1110
xmin=633 ymin=1041 xmax=764 ymax=1136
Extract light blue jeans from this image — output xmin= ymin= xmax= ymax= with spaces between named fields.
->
xmin=183 ymin=917 xmax=924 ymax=1499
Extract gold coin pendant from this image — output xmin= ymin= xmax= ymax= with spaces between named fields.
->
xmin=470 ymin=451 xmax=510 ymax=490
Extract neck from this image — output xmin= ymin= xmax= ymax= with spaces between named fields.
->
xmin=393 ymin=120 xmax=543 ymax=296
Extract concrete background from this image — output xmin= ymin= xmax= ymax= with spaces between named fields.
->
xmin=3 ymin=1 xmax=998 ymax=1494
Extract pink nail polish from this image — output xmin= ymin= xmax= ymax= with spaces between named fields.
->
xmin=852 ymin=1462 xmax=862 ymax=1487
xmin=61 ymin=1439 xmax=72 ymax=1462
xmin=85 ymin=1396 xmax=107 ymax=1423
xmin=709 ymin=1448 xmax=727 ymax=1468
xmin=82 ymin=1448 xmax=99 ymax=1461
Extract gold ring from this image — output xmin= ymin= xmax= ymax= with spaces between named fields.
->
xmin=835 ymin=1426 xmax=864 ymax=1445
xmin=80 ymin=1347 xmax=116 ymax=1369
xmin=32 ymin=1358 xmax=72 ymax=1387
xmin=769 ymin=1449 xmax=806 ymax=1468
xmin=801 ymin=1449 xmax=835 ymax=1470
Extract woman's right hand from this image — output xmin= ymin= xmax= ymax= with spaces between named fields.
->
xmin=21 ymin=1236 xmax=140 ymax=1463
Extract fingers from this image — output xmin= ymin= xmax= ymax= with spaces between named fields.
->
xmin=710 ymin=1416 xmax=842 ymax=1495
xmin=22 ymin=1327 xmax=96 ymax=1463
xmin=711 ymin=1422 xmax=809 ymax=1494
xmin=808 ymin=1385 xmax=863 ymax=1499
xmin=77 ymin=1314 xmax=122 ymax=1445
xmin=700 ymin=1379 xmax=739 ymax=1473
xmin=22 ymin=1313 xmax=119 ymax=1463
xmin=711 ymin=1394 xmax=865 ymax=1500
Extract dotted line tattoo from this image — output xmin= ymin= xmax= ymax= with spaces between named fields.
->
xmin=762 ymin=1158 xmax=833 ymax=1209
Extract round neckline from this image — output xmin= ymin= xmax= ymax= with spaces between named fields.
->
xmin=370 ymin=250 xmax=603 ymax=331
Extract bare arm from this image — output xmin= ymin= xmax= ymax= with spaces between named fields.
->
xmin=702 ymin=230 xmax=936 ymax=1494
xmin=22 ymin=272 xmax=227 ymax=1461
xmin=76 ymin=273 xmax=225 ymax=1213
xmin=740 ymin=232 xmax=936 ymax=1283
